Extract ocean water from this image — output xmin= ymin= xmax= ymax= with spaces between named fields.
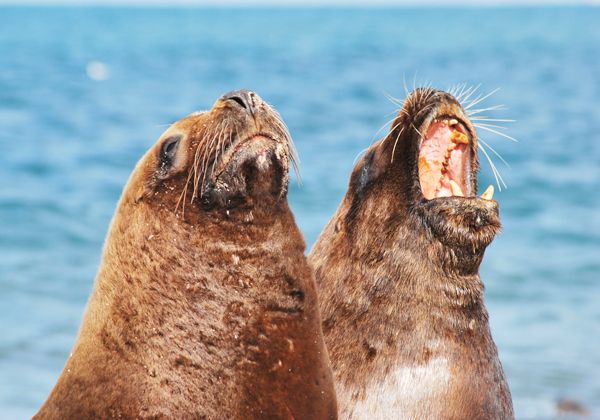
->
xmin=1 ymin=5 xmax=599 ymax=419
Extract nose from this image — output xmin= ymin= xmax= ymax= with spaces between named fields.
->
xmin=221 ymin=89 xmax=260 ymax=115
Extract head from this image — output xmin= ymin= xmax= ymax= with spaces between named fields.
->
xmin=125 ymin=89 xmax=297 ymax=224
xmin=342 ymin=88 xmax=501 ymax=270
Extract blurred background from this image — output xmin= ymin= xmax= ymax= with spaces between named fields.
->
xmin=1 ymin=1 xmax=599 ymax=418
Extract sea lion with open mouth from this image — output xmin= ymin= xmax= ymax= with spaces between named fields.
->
xmin=309 ymin=88 xmax=513 ymax=419
xmin=35 ymin=90 xmax=337 ymax=419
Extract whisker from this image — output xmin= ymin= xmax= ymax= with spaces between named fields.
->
xmin=196 ymin=125 xmax=214 ymax=194
xmin=289 ymin=149 xmax=301 ymax=184
xmin=474 ymin=124 xmax=518 ymax=143
xmin=470 ymin=117 xmax=515 ymax=123
xmin=473 ymin=122 xmax=510 ymax=131
xmin=177 ymin=126 xmax=204 ymax=215
xmin=190 ymin=136 xmax=203 ymax=201
xmin=478 ymin=137 xmax=511 ymax=168
xmin=411 ymin=123 xmax=424 ymax=139
xmin=209 ymin=121 xmax=229 ymax=179
xmin=453 ymin=83 xmax=466 ymax=101
xmin=390 ymin=127 xmax=405 ymax=163
xmin=176 ymin=169 xmax=192 ymax=216
xmin=210 ymin=128 xmax=224 ymax=182
xmin=450 ymin=83 xmax=467 ymax=98
xmin=219 ymin=123 xmax=229 ymax=162
xmin=377 ymin=119 xmax=404 ymax=146
xmin=353 ymin=146 xmax=372 ymax=165
xmin=458 ymin=84 xmax=480 ymax=104
xmin=284 ymin=131 xmax=301 ymax=184
xmin=384 ymin=108 xmax=401 ymax=118
xmin=175 ymin=179 xmax=189 ymax=216
xmin=424 ymin=87 xmax=436 ymax=104
xmin=468 ymin=105 xmax=507 ymax=115
xmin=478 ymin=142 xmax=507 ymax=190
xmin=448 ymin=83 xmax=459 ymax=97
xmin=270 ymin=105 xmax=301 ymax=183
xmin=465 ymin=87 xmax=500 ymax=110
xmin=415 ymin=102 xmax=435 ymax=119
xmin=199 ymin=119 xmax=224 ymax=196
xmin=384 ymin=92 xmax=404 ymax=108
xmin=377 ymin=114 xmax=396 ymax=133
xmin=402 ymin=74 xmax=409 ymax=98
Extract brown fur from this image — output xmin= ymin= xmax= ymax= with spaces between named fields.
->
xmin=35 ymin=91 xmax=337 ymax=419
xmin=309 ymin=89 xmax=513 ymax=419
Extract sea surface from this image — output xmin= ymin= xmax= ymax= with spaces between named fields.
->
xmin=1 ymin=5 xmax=599 ymax=419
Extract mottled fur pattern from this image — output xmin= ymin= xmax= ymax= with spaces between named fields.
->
xmin=36 ymin=92 xmax=336 ymax=419
xmin=309 ymin=89 xmax=513 ymax=419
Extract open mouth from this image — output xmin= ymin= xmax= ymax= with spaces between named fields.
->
xmin=418 ymin=116 xmax=494 ymax=201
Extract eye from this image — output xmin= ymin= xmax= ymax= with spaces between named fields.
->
xmin=157 ymin=135 xmax=183 ymax=179
xmin=161 ymin=135 xmax=181 ymax=161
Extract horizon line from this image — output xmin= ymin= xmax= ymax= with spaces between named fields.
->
xmin=1 ymin=0 xmax=599 ymax=6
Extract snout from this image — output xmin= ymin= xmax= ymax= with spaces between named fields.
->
xmin=220 ymin=89 xmax=263 ymax=116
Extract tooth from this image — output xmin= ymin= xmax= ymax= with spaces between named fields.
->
xmin=448 ymin=118 xmax=459 ymax=126
xmin=451 ymin=131 xmax=469 ymax=144
xmin=481 ymin=185 xmax=494 ymax=200
xmin=449 ymin=180 xmax=464 ymax=197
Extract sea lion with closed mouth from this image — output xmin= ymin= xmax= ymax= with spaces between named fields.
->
xmin=35 ymin=90 xmax=337 ymax=419
xmin=309 ymin=88 xmax=513 ymax=419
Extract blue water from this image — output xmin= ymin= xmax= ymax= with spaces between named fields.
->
xmin=1 ymin=5 xmax=599 ymax=419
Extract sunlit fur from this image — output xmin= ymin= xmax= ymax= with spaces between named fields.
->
xmin=309 ymin=88 xmax=513 ymax=419
xmin=35 ymin=93 xmax=336 ymax=419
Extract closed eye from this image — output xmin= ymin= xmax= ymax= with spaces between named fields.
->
xmin=157 ymin=135 xmax=183 ymax=179
xmin=161 ymin=135 xmax=181 ymax=161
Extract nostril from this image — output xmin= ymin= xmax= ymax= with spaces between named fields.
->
xmin=222 ymin=89 xmax=258 ymax=115
xmin=229 ymin=96 xmax=247 ymax=110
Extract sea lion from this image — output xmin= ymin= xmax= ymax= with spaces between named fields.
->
xmin=35 ymin=90 xmax=337 ymax=419
xmin=309 ymin=88 xmax=513 ymax=419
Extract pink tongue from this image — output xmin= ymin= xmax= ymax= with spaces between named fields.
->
xmin=447 ymin=145 xmax=468 ymax=191
xmin=421 ymin=121 xmax=452 ymax=163
xmin=418 ymin=120 xmax=468 ymax=199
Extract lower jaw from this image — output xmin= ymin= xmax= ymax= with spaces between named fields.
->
xmin=416 ymin=196 xmax=501 ymax=251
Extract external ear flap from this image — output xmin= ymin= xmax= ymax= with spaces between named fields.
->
xmin=157 ymin=135 xmax=182 ymax=179
xmin=351 ymin=148 xmax=376 ymax=201
xmin=345 ymin=148 xmax=379 ymax=231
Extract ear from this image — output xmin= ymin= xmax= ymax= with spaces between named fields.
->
xmin=350 ymin=148 xmax=377 ymax=201
xmin=344 ymin=147 xmax=388 ymax=231
xmin=157 ymin=134 xmax=185 ymax=179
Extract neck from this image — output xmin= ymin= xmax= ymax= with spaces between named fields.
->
xmin=46 ymin=197 xmax=336 ymax=419
xmin=312 ymin=213 xmax=493 ymax=388
xmin=325 ymin=220 xmax=487 ymax=322
xmin=87 ymin=200 xmax=307 ymax=336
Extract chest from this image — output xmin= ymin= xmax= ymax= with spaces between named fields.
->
xmin=339 ymin=357 xmax=453 ymax=420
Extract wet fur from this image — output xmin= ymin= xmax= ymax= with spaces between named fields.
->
xmin=36 ymin=94 xmax=336 ymax=419
xmin=309 ymin=89 xmax=513 ymax=419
